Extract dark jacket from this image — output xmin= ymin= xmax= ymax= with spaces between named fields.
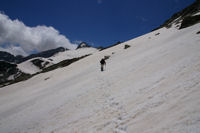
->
xmin=100 ymin=59 xmax=106 ymax=65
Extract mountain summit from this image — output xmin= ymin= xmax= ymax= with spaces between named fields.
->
xmin=76 ymin=42 xmax=91 ymax=49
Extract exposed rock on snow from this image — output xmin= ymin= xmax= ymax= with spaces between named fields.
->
xmin=153 ymin=0 xmax=200 ymax=30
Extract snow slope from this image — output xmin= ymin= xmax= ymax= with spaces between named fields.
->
xmin=17 ymin=47 xmax=98 ymax=74
xmin=49 ymin=47 xmax=98 ymax=63
xmin=0 ymin=24 xmax=200 ymax=133
xmin=17 ymin=58 xmax=53 ymax=74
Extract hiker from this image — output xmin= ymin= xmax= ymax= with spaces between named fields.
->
xmin=100 ymin=58 xmax=106 ymax=71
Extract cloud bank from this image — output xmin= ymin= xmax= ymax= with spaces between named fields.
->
xmin=0 ymin=13 xmax=77 ymax=56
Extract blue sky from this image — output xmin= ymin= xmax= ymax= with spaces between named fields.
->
xmin=0 ymin=0 xmax=195 ymax=55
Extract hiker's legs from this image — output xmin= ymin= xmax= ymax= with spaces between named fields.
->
xmin=101 ymin=64 xmax=104 ymax=71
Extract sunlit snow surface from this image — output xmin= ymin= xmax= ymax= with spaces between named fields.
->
xmin=0 ymin=24 xmax=200 ymax=133
xmin=17 ymin=48 xmax=98 ymax=74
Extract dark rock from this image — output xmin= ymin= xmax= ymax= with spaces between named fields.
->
xmin=0 ymin=61 xmax=31 ymax=86
xmin=153 ymin=0 xmax=200 ymax=30
xmin=124 ymin=44 xmax=131 ymax=49
xmin=76 ymin=42 xmax=91 ymax=49
xmin=180 ymin=15 xmax=200 ymax=29
xmin=15 ymin=55 xmax=24 ymax=63
xmin=0 ymin=51 xmax=16 ymax=63
xmin=155 ymin=33 xmax=160 ymax=36
xmin=97 ymin=46 xmax=104 ymax=50
xmin=44 ymin=77 xmax=50 ymax=80
xmin=0 ymin=61 xmax=17 ymax=78
xmin=31 ymin=59 xmax=50 ymax=69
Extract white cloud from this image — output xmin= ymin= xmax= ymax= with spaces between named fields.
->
xmin=0 ymin=46 xmax=27 ymax=56
xmin=0 ymin=13 xmax=77 ymax=56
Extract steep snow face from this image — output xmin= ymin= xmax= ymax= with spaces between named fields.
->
xmin=0 ymin=24 xmax=200 ymax=133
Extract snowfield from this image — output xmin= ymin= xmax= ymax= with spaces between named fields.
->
xmin=0 ymin=24 xmax=200 ymax=133
xmin=17 ymin=58 xmax=53 ymax=74
xmin=49 ymin=47 xmax=98 ymax=63
xmin=17 ymin=47 xmax=98 ymax=74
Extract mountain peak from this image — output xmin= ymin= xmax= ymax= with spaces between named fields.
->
xmin=76 ymin=42 xmax=91 ymax=49
xmin=0 ymin=51 xmax=24 ymax=63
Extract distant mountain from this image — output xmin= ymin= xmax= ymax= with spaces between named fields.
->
xmin=153 ymin=0 xmax=200 ymax=30
xmin=0 ymin=51 xmax=24 ymax=63
xmin=19 ymin=47 xmax=66 ymax=63
xmin=76 ymin=42 xmax=91 ymax=49
xmin=0 ymin=47 xmax=66 ymax=63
